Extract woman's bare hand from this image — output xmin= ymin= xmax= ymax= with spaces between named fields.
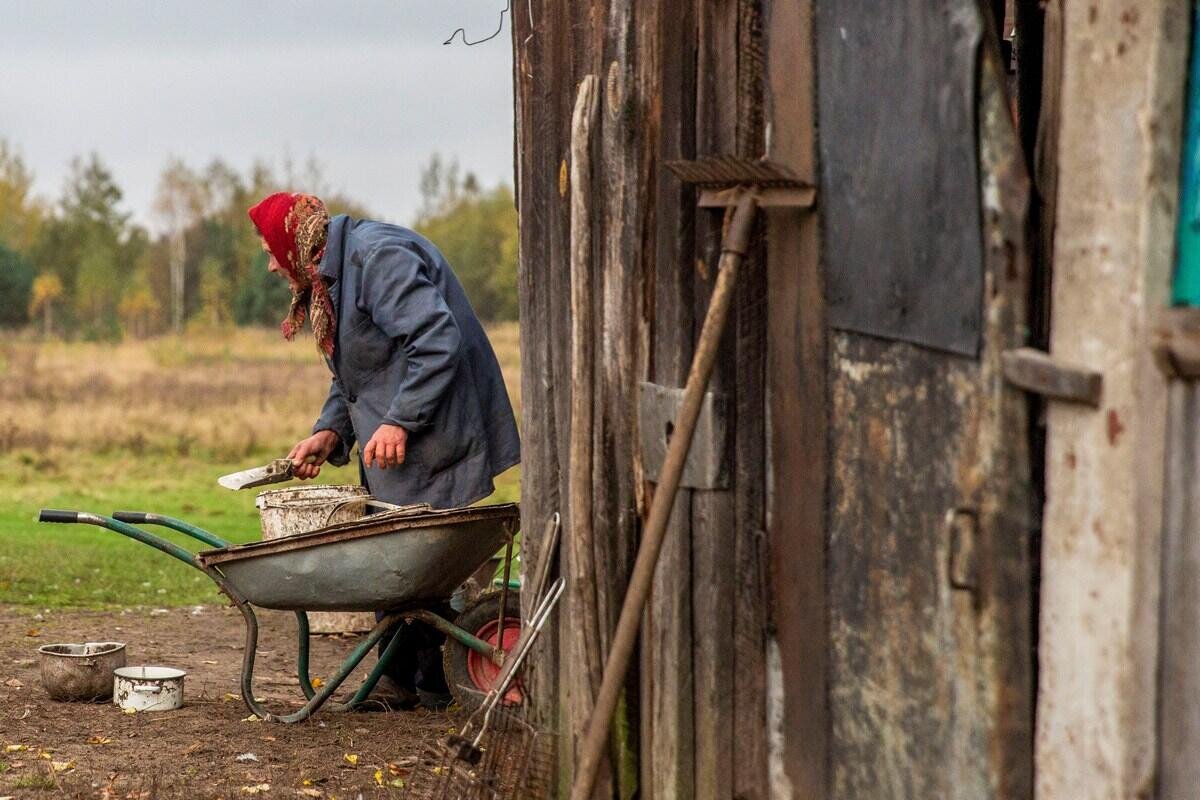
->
xmin=362 ymin=423 xmax=408 ymax=469
xmin=288 ymin=430 xmax=341 ymax=479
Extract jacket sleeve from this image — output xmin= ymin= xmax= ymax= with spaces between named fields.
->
xmin=361 ymin=243 xmax=462 ymax=432
xmin=313 ymin=378 xmax=355 ymax=466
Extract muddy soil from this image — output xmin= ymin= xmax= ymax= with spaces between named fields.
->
xmin=0 ymin=605 xmax=453 ymax=799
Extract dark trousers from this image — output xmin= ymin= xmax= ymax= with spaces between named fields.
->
xmin=360 ymin=459 xmax=449 ymax=694
xmin=374 ymin=609 xmax=450 ymax=694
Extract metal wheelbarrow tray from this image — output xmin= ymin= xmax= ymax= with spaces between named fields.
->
xmin=196 ymin=505 xmax=515 ymax=611
xmin=38 ymin=502 xmax=521 ymax=723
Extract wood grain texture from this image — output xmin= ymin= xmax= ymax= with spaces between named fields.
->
xmin=764 ymin=0 xmax=827 ymax=797
xmin=1158 ymin=382 xmax=1200 ymax=800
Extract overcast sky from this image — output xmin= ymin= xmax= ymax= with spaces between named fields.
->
xmin=0 ymin=0 xmax=515 ymax=232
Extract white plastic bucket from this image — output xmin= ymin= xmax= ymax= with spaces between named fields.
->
xmin=255 ymin=484 xmax=369 ymax=539
xmin=113 ymin=666 xmax=186 ymax=712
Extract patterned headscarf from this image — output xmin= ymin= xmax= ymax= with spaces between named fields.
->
xmin=247 ymin=192 xmax=335 ymax=356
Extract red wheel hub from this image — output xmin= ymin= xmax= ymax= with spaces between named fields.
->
xmin=467 ymin=617 xmax=524 ymax=704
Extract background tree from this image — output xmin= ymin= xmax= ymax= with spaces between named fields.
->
xmin=29 ymin=273 xmax=63 ymax=337
xmin=0 ymin=140 xmax=46 ymax=253
xmin=153 ymin=158 xmax=208 ymax=332
xmin=0 ymin=244 xmax=35 ymax=328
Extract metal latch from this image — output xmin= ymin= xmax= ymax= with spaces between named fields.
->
xmin=637 ymin=381 xmax=728 ymax=490
xmin=945 ymin=507 xmax=979 ymax=593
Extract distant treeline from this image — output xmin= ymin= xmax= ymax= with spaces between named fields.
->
xmin=0 ymin=143 xmax=517 ymax=339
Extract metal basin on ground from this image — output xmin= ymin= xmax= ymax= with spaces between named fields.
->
xmin=196 ymin=504 xmax=518 ymax=611
xmin=38 ymin=641 xmax=126 ymax=701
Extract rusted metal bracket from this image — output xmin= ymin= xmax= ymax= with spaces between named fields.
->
xmin=1000 ymin=347 xmax=1103 ymax=407
xmin=638 ymin=381 xmax=728 ymax=490
xmin=1153 ymin=307 xmax=1200 ymax=378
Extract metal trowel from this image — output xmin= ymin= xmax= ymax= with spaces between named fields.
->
xmin=217 ymin=456 xmax=317 ymax=490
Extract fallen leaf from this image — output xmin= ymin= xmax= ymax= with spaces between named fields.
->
xmin=3 ymin=679 xmax=22 ymax=689
xmin=240 ymin=784 xmax=270 ymax=795
xmin=122 ymin=707 xmax=137 ymax=715
xmin=24 ymin=629 xmax=39 ymax=637
xmin=183 ymin=741 xmax=203 ymax=755
xmin=261 ymin=735 xmax=276 ymax=742
xmin=223 ymin=692 xmax=239 ymax=702
xmin=389 ymin=778 xmax=405 ymax=789
xmin=51 ymin=760 xmax=74 ymax=772
xmin=311 ymin=677 xmax=324 ymax=689
xmin=235 ymin=753 xmax=259 ymax=763
xmin=38 ymin=750 xmax=52 ymax=760
xmin=86 ymin=736 xmax=112 ymax=745
xmin=241 ymin=714 xmax=263 ymax=723
xmin=374 ymin=769 xmax=383 ymax=786
xmin=4 ymin=744 xmax=28 ymax=752
xmin=298 ymin=790 xmax=322 ymax=798
xmin=343 ymin=753 xmax=358 ymax=766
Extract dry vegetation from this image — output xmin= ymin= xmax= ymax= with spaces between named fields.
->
xmin=0 ymin=323 xmax=520 ymax=462
xmin=0 ymin=324 xmax=521 ymax=608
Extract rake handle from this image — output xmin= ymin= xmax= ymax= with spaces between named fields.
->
xmin=569 ymin=191 xmax=759 ymax=800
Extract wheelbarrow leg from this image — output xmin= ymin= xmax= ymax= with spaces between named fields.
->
xmin=294 ymin=612 xmax=316 ymax=701
xmin=237 ymin=606 xmax=407 ymax=723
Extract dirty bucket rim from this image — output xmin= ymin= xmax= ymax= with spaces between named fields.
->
xmin=38 ymin=641 xmax=126 ymax=658
xmin=114 ymin=665 xmax=186 ymax=680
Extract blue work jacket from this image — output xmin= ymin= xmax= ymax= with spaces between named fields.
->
xmin=312 ymin=215 xmax=520 ymax=509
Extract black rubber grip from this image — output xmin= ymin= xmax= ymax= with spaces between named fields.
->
xmin=112 ymin=511 xmax=150 ymax=524
xmin=39 ymin=509 xmax=80 ymax=524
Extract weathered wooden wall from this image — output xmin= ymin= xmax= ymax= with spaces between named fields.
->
xmin=513 ymin=1 xmax=773 ymax=797
xmin=514 ymin=2 xmax=1038 ymax=798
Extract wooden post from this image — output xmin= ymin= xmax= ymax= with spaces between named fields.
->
xmin=765 ymin=1 xmax=826 ymax=797
xmin=1034 ymin=2 xmax=1187 ymax=797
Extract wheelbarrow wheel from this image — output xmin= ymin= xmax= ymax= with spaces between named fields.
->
xmin=443 ymin=590 xmax=523 ymax=711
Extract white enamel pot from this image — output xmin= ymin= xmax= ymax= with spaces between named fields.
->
xmin=113 ymin=666 xmax=186 ymax=712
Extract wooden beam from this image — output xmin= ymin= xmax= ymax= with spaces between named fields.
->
xmin=1153 ymin=307 xmax=1200 ymax=378
xmin=1000 ymin=347 xmax=1103 ymax=406
xmin=1034 ymin=2 xmax=1187 ymax=796
xmin=766 ymin=0 xmax=827 ymax=797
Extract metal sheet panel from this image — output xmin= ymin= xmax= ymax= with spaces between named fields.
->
xmin=817 ymin=0 xmax=985 ymax=356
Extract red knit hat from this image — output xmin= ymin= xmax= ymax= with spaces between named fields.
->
xmin=248 ymin=192 xmax=336 ymax=356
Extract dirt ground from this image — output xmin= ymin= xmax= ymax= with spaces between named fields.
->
xmin=0 ymin=605 xmax=454 ymax=799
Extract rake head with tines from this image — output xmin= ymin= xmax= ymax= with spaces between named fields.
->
xmin=664 ymin=156 xmax=815 ymax=209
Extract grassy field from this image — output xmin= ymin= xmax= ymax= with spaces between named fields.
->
xmin=0 ymin=324 xmax=520 ymax=608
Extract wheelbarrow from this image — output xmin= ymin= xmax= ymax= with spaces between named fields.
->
xmin=37 ymin=503 xmax=524 ymax=722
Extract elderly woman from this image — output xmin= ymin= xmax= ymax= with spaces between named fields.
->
xmin=248 ymin=192 xmax=520 ymax=709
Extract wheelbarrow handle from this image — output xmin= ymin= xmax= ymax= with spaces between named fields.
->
xmin=37 ymin=509 xmax=200 ymax=568
xmin=111 ymin=511 xmax=230 ymax=548
xmin=39 ymin=509 xmax=81 ymax=524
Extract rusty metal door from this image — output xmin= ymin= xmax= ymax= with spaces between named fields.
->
xmin=816 ymin=5 xmax=1035 ymax=798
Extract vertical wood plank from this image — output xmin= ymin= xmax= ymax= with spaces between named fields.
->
xmin=645 ymin=1 xmax=699 ymax=796
xmin=1035 ymin=2 xmax=1183 ymax=796
xmin=691 ymin=1 xmax=739 ymax=798
xmin=1159 ymin=381 xmax=1200 ymax=799
xmin=732 ymin=1 xmax=770 ymax=797
xmin=764 ymin=1 xmax=826 ymax=797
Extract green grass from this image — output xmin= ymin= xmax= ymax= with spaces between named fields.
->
xmin=0 ymin=452 xmax=520 ymax=609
